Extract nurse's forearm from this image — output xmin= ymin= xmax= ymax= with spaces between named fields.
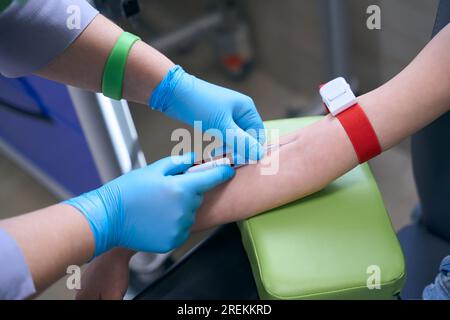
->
xmin=0 ymin=204 xmax=94 ymax=295
xmin=36 ymin=14 xmax=174 ymax=105
xmin=194 ymin=24 xmax=450 ymax=231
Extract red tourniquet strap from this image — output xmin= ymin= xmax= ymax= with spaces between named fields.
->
xmin=336 ymin=103 xmax=382 ymax=163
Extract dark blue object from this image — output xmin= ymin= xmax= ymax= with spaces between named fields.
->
xmin=135 ymin=224 xmax=258 ymax=300
xmin=411 ymin=0 xmax=450 ymax=241
xmin=0 ymin=75 xmax=102 ymax=196
xmin=423 ymin=256 xmax=450 ymax=299
xmin=398 ymin=223 xmax=450 ymax=299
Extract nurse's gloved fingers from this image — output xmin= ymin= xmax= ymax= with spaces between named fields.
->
xmin=179 ymin=207 xmax=198 ymax=229
xmin=228 ymin=123 xmax=265 ymax=162
xmin=179 ymin=193 xmax=203 ymax=224
xmin=180 ymin=164 xmax=235 ymax=194
xmin=191 ymin=193 xmax=204 ymax=209
xmin=208 ymin=145 xmax=241 ymax=167
xmin=256 ymin=127 xmax=266 ymax=147
xmin=210 ymin=144 xmax=227 ymax=158
xmin=234 ymin=98 xmax=266 ymax=146
xmin=150 ymin=152 xmax=196 ymax=175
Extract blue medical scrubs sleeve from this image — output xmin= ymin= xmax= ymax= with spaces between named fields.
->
xmin=0 ymin=0 xmax=98 ymax=78
xmin=0 ymin=228 xmax=36 ymax=299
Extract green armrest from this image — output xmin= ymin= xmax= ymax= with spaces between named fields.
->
xmin=238 ymin=117 xmax=405 ymax=299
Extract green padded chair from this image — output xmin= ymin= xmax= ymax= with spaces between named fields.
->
xmin=238 ymin=117 xmax=406 ymax=299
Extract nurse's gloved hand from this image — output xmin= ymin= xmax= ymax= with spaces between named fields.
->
xmin=64 ymin=153 xmax=234 ymax=257
xmin=150 ymin=65 xmax=266 ymax=162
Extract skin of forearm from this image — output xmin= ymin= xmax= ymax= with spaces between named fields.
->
xmin=360 ymin=23 xmax=450 ymax=150
xmin=76 ymin=247 xmax=135 ymax=299
xmin=193 ymin=116 xmax=356 ymax=231
xmin=0 ymin=204 xmax=94 ymax=294
xmin=36 ymin=14 xmax=174 ymax=105
xmin=193 ymin=24 xmax=450 ymax=232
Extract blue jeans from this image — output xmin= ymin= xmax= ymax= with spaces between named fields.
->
xmin=423 ymin=256 xmax=450 ymax=300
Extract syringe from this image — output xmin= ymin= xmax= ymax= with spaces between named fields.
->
xmin=186 ymin=140 xmax=294 ymax=174
xmin=186 ymin=157 xmax=232 ymax=174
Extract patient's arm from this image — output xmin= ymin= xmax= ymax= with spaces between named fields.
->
xmin=194 ymin=116 xmax=352 ymax=231
xmin=77 ymin=24 xmax=449 ymax=299
xmin=194 ymin=23 xmax=450 ymax=231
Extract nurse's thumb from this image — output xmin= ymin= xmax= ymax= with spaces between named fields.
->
xmin=181 ymin=165 xmax=235 ymax=193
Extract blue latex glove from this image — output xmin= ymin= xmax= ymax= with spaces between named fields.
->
xmin=64 ymin=153 xmax=234 ymax=257
xmin=150 ymin=65 xmax=266 ymax=162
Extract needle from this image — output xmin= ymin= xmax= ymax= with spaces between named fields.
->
xmin=186 ymin=139 xmax=296 ymax=174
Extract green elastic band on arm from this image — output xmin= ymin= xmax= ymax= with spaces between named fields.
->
xmin=102 ymin=32 xmax=140 ymax=100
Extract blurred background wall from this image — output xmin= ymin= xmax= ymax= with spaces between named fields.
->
xmin=242 ymin=0 xmax=438 ymax=95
